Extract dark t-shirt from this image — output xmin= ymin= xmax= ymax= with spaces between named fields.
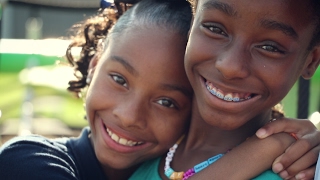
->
xmin=0 ymin=127 xmax=107 ymax=180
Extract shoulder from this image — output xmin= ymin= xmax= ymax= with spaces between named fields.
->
xmin=129 ymin=157 xmax=162 ymax=180
xmin=0 ymin=135 xmax=79 ymax=180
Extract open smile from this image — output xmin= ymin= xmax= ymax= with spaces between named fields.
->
xmin=205 ymin=79 xmax=257 ymax=102
xmin=105 ymin=127 xmax=144 ymax=147
xmin=98 ymin=116 xmax=150 ymax=154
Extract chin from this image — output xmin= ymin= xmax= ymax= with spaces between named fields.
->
xmin=202 ymin=109 xmax=255 ymax=130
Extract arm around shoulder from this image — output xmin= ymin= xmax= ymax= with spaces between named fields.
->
xmin=190 ymin=133 xmax=295 ymax=180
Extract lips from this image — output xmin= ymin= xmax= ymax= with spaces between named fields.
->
xmin=205 ymin=80 xmax=255 ymax=102
xmin=106 ymin=127 xmax=144 ymax=147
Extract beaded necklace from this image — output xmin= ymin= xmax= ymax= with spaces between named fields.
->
xmin=164 ymin=135 xmax=228 ymax=180
xmin=163 ymin=118 xmax=298 ymax=180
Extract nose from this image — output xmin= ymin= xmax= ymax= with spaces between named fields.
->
xmin=113 ymin=95 xmax=147 ymax=130
xmin=215 ymin=44 xmax=250 ymax=80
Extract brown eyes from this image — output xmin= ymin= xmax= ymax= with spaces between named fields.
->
xmin=202 ymin=23 xmax=286 ymax=55
xmin=256 ymin=44 xmax=285 ymax=54
xmin=156 ymin=99 xmax=176 ymax=108
xmin=110 ymin=74 xmax=177 ymax=109
xmin=202 ymin=23 xmax=227 ymax=36
xmin=111 ymin=74 xmax=128 ymax=87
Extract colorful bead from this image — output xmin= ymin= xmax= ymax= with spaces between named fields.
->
xmin=194 ymin=161 xmax=209 ymax=173
xmin=208 ymin=154 xmax=223 ymax=164
xmin=164 ymin=135 xmax=228 ymax=180
xmin=170 ymin=172 xmax=184 ymax=179
xmin=165 ymin=168 xmax=174 ymax=178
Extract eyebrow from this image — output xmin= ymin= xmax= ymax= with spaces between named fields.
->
xmin=110 ymin=56 xmax=138 ymax=76
xmin=201 ymin=1 xmax=298 ymax=40
xmin=160 ymin=84 xmax=193 ymax=98
xmin=260 ymin=20 xmax=298 ymax=40
xmin=202 ymin=0 xmax=237 ymax=17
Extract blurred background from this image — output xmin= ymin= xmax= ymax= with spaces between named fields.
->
xmin=0 ymin=0 xmax=319 ymax=145
xmin=0 ymin=0 xmax=101 ymax=144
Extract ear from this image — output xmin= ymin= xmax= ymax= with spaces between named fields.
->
xmin=301 ymin=45 xmax=320 ymax=79
xmin=86 ymin=54 xmax=99 ymax=84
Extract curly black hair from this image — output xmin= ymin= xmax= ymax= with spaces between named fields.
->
xmin=66 ymin=3 xmax=129 ymax=97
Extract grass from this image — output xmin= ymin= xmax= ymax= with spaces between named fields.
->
xmin=0 ymin=71 xmax=88 ymax=129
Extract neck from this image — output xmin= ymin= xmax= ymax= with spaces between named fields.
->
xmin=104 ymin=164 xmax=139 ymax=180
xmin=183 ymin=99 xmax=272 ymax=156
xmin=163 ymin=98 xmax=274 ymax=175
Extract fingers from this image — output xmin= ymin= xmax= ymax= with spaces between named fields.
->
xmin=285 ymin=147 xmax=318 ymax=180
xmin=273 ymin=139 xmax=320 ymax=179
xmin=255 ymin=118 xmax=319 ymax=180
xmin=285 ymin=166 xmax=316 ymax=180
xmin=294 ymin=165 xmax=317 ymax=180
xmin=256 ymin=118 xmax=316 ymax=139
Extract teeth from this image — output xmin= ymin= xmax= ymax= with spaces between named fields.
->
xmin=223 ymin=93 xmax=233 ymax=101
xmin=127 ymin=140 xmax=134 ymax=146
xmin=233 ymin=97 xmax=240 ymax=102
xmin=216 ymin=90 xmax=224 ymax=99
xmin=111 ymin=133 xmax=119 ymax=142
xmin=119 ymin=138 xmax=127 ymax=145
xmin=232 ymin=93 xmax=240 ymax=102
xmin=210 ymin=87 xmax=217 ymax=95
xmin=106 ymin=128 xmax=143 ymax=146
xmin=206 ymin=82 xmax=252 ymax=102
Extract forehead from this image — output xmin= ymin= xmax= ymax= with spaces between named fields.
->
xmin=109 ymin=24 xmax=186 ymax=60
xmin=197 ymin=0 xmax=314 ymax=27
xmin=196 ymin=0 xmax=316 ymax=42
xmin=104 ymin=24 xmax=187 ymax=77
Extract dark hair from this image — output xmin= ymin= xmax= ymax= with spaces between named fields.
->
xmin=66 ymin=0 xmax=192 ymax=97
xmin=309 ymin=0 xmax=320 ymax=49
xmin=109 ymin=0 xmax=192 ymax=39
xmin=66 ymin=8 xmax=117 ymax=96
xmin=188 ymin=0 xmax=320 ymax=49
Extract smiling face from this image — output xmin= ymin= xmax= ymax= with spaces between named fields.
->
xmin=85 ymin=25 xmax=192 ymax=169
xmin=185 ymin=0 xmax=320 ymax=130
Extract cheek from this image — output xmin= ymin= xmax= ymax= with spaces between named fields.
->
xmin=155 ymin=113 xmax=190 ymax=148
xmin=186 ymin=35 xmax=210 ymax=65
xmin=85 ymin=81 xmax=109 ymax=125
xmin=85 ymin=88 xmax=98 ymax=130
xmin=253 ymin=54 xmax=303 ymax=97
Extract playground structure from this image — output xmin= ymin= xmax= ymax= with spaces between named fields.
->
xmin=0 ymin=39 xmax=84 ymax=144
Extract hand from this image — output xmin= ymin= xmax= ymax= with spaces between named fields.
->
xmin=256 ymin=118 xmax=320 ymax=180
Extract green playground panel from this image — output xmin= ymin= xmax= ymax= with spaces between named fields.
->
xmin=282 ymin=72 xmax=320 ymax=118
xmin=0 ymin=53 xmax=61 ymax=72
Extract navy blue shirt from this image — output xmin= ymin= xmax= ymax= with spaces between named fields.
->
xmin=0 ymin=127 xmax=107 ymax=180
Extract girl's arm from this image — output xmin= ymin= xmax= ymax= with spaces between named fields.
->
xmin=190 ymin=132 xmax=295 ymax=180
